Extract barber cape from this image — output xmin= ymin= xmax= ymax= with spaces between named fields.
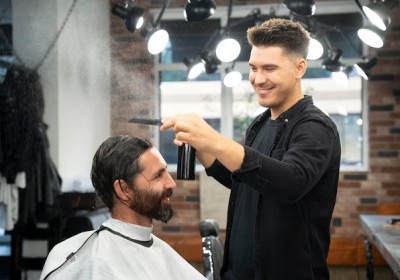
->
xmin=40 ymin=217 xmax=206 ymax=280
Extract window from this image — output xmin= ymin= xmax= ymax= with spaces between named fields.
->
xmin=157 ymin=5 xmax=367 ymax=170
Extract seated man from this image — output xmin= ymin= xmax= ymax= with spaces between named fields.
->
xmin=40 ymin=135 xmax=206 ymax=280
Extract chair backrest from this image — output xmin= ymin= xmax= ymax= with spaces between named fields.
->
xmin=199 ymin=219 xmax=224 ymax=280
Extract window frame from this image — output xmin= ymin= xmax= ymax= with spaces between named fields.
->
xmin=154 ymin=2 xmax=369 ymax=172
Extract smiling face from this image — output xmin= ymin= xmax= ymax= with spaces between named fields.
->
xmin=129 ymin=148 xmax=176 ymax=223
xmin=248 ymin=45 xmax=306 ymax=119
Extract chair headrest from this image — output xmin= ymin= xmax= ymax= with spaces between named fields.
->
xmin=199 ymin=219 xmax=220 ymax=237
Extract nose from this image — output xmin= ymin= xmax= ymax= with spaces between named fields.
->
xmin=165 ymin=172 xmax=177 ymax=189
xmin=250 ymin=71 xmax=265 ymax=85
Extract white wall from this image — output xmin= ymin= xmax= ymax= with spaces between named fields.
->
xmin=13 ymin=0 xmax=111 ymax=191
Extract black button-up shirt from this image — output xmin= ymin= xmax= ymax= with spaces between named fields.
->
xmin=206 ymin=96 xmax=341 ymax=280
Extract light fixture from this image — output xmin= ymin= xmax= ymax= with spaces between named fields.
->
xmin=332 ymin=66 xmax=352 ymax=86
xmin=140 ymin=0 xmax=170 ymax=55
xmin=283 ymin=0 xmax=316 ymax=16
xmin=215 ymin=38 xmax=241 ymax=63
xmin=224 ymin=68 xmax=242 ymax=88
xmin=184 ymin=57 xmax=205 ymax=80
xmin=147 ymin=29 xmax=169 ymax=55
xmin=200 ymin=51 xmax=220 ymax=74
xmin=307 ymin=36 xmax=324 ymax=60
xmin=111 ymin=3 xmax=145 ymax=33
xmin=357 ymin=25 xmax=384 ymax=48
xmin=184 ymin=0 xmax=216 ymax=22
xmin=322 ymin=49 xmax=346 ymax=72
xmin=362 ymin=0 xmax=399 ymax=31
xmin=354 ymin=57 xmax=377 ymax=80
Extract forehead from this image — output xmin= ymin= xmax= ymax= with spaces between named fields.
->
xmin=249 ymin=45 xmax=292 ymax=65
xmin=139 ymin=148 xmax=166 ymax=172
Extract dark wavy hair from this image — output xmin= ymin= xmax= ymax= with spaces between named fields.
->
xmin=90 ymin=135 xmax=152 ymax=210
xmin=247 ymin=18 xmax=310 ymax=59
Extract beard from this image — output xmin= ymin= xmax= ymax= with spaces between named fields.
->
xmin=129 ymin=188 xmax=174 ymax=223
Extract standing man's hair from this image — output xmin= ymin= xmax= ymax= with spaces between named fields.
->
xmin=247 ymin=18 xmax=310 ymax=59
xmin=90 ymin=135 xmax=152 ymax=210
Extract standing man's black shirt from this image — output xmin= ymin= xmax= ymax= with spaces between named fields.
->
xmin=224 ymin=119 xmax=277 ymax=280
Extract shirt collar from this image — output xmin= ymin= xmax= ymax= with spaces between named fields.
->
xmin=257 ymin=95 xmax=314 ymax=124
xmin=277 ymin=95 xmax=313 ymax=122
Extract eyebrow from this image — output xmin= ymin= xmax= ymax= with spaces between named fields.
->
xmin=150 ymin=165 xmax=168 ymax=179
xmin=249 ymin=62 xmax=278 ymax=68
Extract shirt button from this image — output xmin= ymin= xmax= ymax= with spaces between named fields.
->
xmin=285 ymin=119 xmax=289 ymax=122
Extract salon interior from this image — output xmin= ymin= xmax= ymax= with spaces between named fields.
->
xmin=0 ymin=0 xmax=399 ymax=279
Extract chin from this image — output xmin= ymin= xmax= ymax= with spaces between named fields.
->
xmin=258 ymin=98 xmax=273 ymax=108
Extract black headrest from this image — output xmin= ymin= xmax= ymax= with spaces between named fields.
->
xmin=199 ymin=219 xmax=220 ymax=237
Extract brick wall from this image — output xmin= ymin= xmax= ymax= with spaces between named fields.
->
xmin=331 ymin=5 xmax=400 ymax=238
xmin=110 ymin=2 xmax=400 ymax=239
xmin=110 ymin=6 xmax=158 ymax=140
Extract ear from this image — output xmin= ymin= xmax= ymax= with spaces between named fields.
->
xmin=113 ymin=179 xmax=130 ymax=202
xmin=296 ymin=58 xmax=307 ymax=79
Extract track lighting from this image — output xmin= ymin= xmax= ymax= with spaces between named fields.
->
xmin=140 ymin=0 xmax=171 ymax=55
xmin=322 ymin=49 xmax=345 ymax=72
xmin=111 ymin=3 xmax=144 ymax=33
xmin=357 ymin=25 xmax=384 ymax=48
xmin=200 ymin=52 xmax=220 ymax=74
xmin=283 ymin=0 xmax=316 ymax=16
xmin=184 ymin=0 xmax=216 ymax=22
xmin=184 ymin=57 xmax=206 ymax=80
xmin=354 ymin=57 xmax=377 ymax=80
xmin=362 ymin=0 xmax=399 ymax=31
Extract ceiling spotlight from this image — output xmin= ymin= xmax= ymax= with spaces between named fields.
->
xmin=184 ymin=0 xmax=216 ymax=22
xmin=200 ymin=52 xmax=220 ymax=74
xmin=139 ymin=0 xmax=170 ymax=55
xmin=216 ymin=38 xmax=241 ymax=63
xmin=357 ymin=25 xmax=384 ymax=48
xmin=307 ymin=37 xmax=324 ymax=60
xmin=283 ymin=0 xmax=316 ymax=16
xmin=184 ymin=57 xmax=206 ymax=80
xmin=354 ymin=57 xmax=377 ymax=80
xmin=146 ymin=29 xmax=169 ymax=55
xmin=322 ymin=49 xmax=346 ymax=72
xmin=111 ymin=4 xmax=144 ymax=33
xmin=362 ymin=0 xmax=399 ymax=31
xmin=224 ymin=69 xmax=242 ymax=88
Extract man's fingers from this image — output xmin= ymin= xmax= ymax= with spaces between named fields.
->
xmin=160 ymin=116 xmax=175 ymax=131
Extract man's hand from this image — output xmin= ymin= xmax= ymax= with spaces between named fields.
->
xmin=160 ymin=113 xmax=244 ymax=172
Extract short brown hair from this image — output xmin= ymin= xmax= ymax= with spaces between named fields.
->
xmin=247 ymin=18 xmax=310 ymax=59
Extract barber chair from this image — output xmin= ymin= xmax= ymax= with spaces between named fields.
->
xmin=62 ymin=207 xmax=110 ymax=239
xmin=199 ymin=219 xmax=224 ymax=280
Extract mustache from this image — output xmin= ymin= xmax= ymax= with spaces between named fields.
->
xmin=161 ymin=189 xmax=173 ymax=199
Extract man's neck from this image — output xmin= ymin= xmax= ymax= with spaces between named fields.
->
xmin=111 ymin=205 xmax=152 ymax=227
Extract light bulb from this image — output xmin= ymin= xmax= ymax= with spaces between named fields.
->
xmin=307 ymin=37 xmax=324 ymax=60
xmin=148 ymin=29 xmax=169 ymax=55
xmin=216 ymin=38 xmax=241 ymax=62
xmin=224 ymin=71 xmax=242 ymax=87
xmin=188 ymin=62 xmax=205 ymax=80
xmin=357 ymin=27 xmax=384 ymax=48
